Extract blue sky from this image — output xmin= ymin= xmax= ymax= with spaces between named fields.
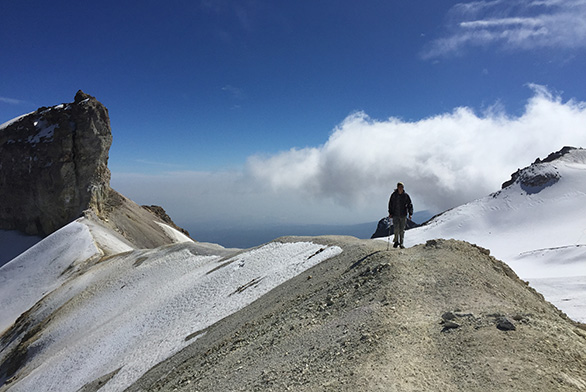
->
xmin=2 ymin=1 xmax=586 ymax=239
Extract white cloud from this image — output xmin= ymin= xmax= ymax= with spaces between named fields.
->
xmin=0 ymin=96 xmax=26 ymax=105
xmin=247 ymin=86 xmax=586 ymax=214
xmin=423 ymin=0 xmax=586 ymax=58
xmin=112 ymin=87 xmax=586 ymax=229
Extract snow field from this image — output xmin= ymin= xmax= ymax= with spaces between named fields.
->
xmin=390 ymin=152 xmax=586 ymax=322
xmin=1 ymin=231 xmax=342 ymax=392
xmin=155 ymin=221 xmax=193 ymax=244
xmin=0 ymin=221 xmax=100 ymax=334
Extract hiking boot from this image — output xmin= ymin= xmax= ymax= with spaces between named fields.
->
xmin=393 ymin=242 xmax=399 ymax=248
xmin=399 ymin=244 xmax=405 ymax=249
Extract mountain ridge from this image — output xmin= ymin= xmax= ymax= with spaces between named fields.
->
xmin=1 ymin=93 xmax=585 ymax=391
xmin=128 ymin=237 xmax=586 ymax=392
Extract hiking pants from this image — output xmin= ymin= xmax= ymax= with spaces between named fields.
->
xmin=393 ymin=216 xmax=407 ymax=245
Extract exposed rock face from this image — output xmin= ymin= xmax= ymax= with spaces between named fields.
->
xmin=0 ymin=91 xmax=112 ymax=236
xmin=501 ymin=146 xmax=577 ymax=191
xmin=0 ymin=91 xmax=191 ymax=248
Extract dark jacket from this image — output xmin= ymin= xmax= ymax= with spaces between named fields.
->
xmin=388 ymin=190 xmax=413 ymax=217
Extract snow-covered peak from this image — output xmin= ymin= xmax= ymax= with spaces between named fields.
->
xmin=500 ymin=146 xmax=584 ymax=193
xmin=397 ymin=146 xmax=586 ymax=322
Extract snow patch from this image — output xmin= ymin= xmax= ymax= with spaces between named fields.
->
xmin=0 ymin=235 xmax=341 ymax=392
xmin=27 ymin=121 xmax=57 ymax=144
xmin=82 ymin=218 xmax=135 ymax=256
xmin=529 ymin=275 xmax=586 ymax=323
xmin=0 ymin=112 xmax=33 ymax=131
xmin=155 ymin=222 xmax=194 ymax=244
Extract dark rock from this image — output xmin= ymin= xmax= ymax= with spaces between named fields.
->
xmin=501 ymin=168 xmax=521 ymax=189
xmin=142 ymin=205 xmax=190 ymax=237
xmin=501 ymin=166 xmax=560 ymax=193
xmin=0 ymin=91 xmax=112 ymax=235
xmin=496 ymin=317 xmax=516 ymax=331
xmin=540 ymin=146 xmax=576 ymax=163
xmin=441 ymin=312 xmax=457 ymax=321
xmin=441 ymin=321 xmax=461 ymax=332
xmin=0 ymin=91 xmax=191 ymax=248
xmin=370 ymin=216 xmax=419 ymax=239
xmin=425 ymin=239 xmax=440 ymax=248
xmin=501 ymin=146 xmax=576 ymax=190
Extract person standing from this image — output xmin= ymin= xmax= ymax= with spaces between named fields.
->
xmin=388 ymin=182 xmax=413 ymax=249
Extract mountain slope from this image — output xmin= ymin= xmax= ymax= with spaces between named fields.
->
xmin=0 ymin=221 xmax=341 ymax=392
xmin=399 ymin=147 xmax=586 ymax=322
xmin=129 ymin=238 xmax=586 ymax=392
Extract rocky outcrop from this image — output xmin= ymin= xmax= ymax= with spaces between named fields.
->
xmin=0 ymin=91 xmax=112 ymax=236
xmin=142 ymin=205 xmax=190 ymax=237
xmin=370 ymin=216 xmax=419 ymax=239
xmin=501 ymin=146 xmax=578 ymax=191
xmin=0 ymin=91 xmax=191 ymax=248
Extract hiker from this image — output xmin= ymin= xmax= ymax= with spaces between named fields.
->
xmin=388 ymin=182 xmax=413 ymax=249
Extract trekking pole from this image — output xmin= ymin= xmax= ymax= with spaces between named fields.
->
xmin=387 ymin=217 xmax=391 ymax=251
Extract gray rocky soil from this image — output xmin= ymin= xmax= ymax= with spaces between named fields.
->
xmin=126 ymin=237 xmax=586 ymax=392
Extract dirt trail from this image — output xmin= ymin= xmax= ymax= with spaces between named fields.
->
xmin=126 ymin=237 xmax=586 ymax=392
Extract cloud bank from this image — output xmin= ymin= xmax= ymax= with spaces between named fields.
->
xmin=113 ymin=86 xmax=586 ymax=229
xmin=246 ymin=85 xmax=586 ymax=214
xmin=423 ymin=0 xmax=586 ymax=58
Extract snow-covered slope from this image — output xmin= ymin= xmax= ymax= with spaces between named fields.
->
xmin=394 ymin=147 xmax=586 ymax=322
xmin=0 ymin=218 xmax=342 ymax=392
xmin=0 ymin=222 xmax=102 ymax=335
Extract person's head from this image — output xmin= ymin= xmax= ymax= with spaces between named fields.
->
xmin=397 ymin=182 xmax=404 ymax=193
